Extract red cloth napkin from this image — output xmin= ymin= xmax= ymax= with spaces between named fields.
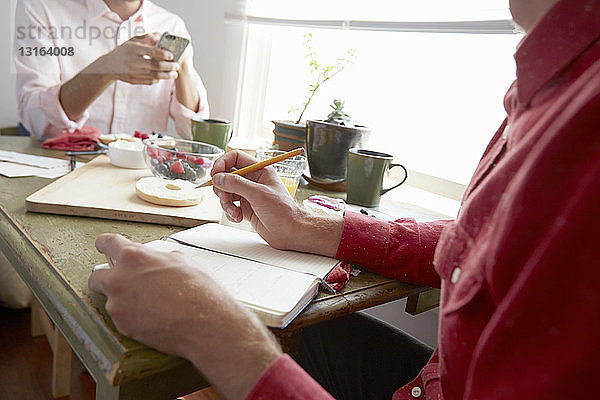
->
xmin=42 ymin=126 xmax=101 ymax=151
xmin=325 ymin=261 xmax=352 ymax=291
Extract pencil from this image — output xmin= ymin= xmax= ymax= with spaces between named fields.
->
xmin=195 ymin=147 xmax=304 ymax=188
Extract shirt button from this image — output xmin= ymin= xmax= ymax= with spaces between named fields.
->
xmin=502 ymin=124 xmax=510 ymax=139
xmin=411 ymin=386 xmax=422 ymax=398
xmin=451 ymin=267 xmax=461 ymax=284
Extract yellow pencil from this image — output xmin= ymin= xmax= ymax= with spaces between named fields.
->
xmin=195 ymin=148 xmax=304 ymax=188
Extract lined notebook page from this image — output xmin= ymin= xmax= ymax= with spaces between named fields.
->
xmin=169 ymin=223 xmax=339 ymax=279
xmin=149 ymin=240 xmax=318 ymax=315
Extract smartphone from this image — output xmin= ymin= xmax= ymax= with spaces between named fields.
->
xmin=156 ymin=32 xmax=190 ymax=62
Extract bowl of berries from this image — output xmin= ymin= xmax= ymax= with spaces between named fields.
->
xmin=143 ymin=138 xmax=224 ymax=184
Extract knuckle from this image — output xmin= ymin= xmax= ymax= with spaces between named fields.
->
xmin=104 ymin=299 xmax=119 ymax=316
xmin=103 ymin=275 xmax=122 ymax=294
xmin=119 ymin=245 xmax=142 ymax=265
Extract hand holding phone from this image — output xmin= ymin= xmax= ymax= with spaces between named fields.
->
xmin=156 ymin=32 xmax=190 ymax=62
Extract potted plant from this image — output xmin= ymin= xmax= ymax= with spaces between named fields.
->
xmin=306 ymin=99 xmax=371 ymax=182
xmin=272 ymin=34 xmax=357 ymax=151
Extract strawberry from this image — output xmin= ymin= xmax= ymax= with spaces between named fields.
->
xmin=170 ymin=160 xmax=185 ymax=174
xmin=176 ymin=153 xmax=187 ymax=160
xmin=164 ymin=152 xmax=174 ymax=162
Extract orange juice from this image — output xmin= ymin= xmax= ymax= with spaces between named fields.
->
xmin=280 ymin=174 xmax=300 ymax=197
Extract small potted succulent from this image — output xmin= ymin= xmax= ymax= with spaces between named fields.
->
xmin=306 ymin=99 xmax=371 ymax=182
xmin=272 ymin=34 xmax=357 ymax=151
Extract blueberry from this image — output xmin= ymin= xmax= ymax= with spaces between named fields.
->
xmin=151 ymin=158 xmax=160 ymax=170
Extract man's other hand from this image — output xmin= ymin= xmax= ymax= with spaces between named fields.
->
xmin=88 ymin=233 xmax=281 ymax=400
xmin=97 ymin=33 xmax=180 ymax=85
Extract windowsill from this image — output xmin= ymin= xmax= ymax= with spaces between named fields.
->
xmin=345 ymin=184 xmax=460 ymax=222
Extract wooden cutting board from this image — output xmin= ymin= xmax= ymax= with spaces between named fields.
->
xmin=26 ymin=155 xmax=222 ymax=227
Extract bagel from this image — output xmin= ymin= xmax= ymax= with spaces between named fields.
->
xmin=135 ymin=177 xmax=202 ymax=207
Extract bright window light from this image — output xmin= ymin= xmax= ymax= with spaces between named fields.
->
xmin=235 ymin=2 xmax=521 ymax=185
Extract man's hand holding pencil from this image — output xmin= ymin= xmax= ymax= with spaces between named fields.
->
xmin=210 ymin=150 xmax=344 ymax=257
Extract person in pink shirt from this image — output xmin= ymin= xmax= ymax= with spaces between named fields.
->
xmin=14 ymin=0 xmax=209 ymax=140
xmin=88 ymin=0 xmax=600 ymax=399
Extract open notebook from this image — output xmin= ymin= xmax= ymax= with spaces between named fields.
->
xmin=96 ymin=224 xmax=340 ymax=328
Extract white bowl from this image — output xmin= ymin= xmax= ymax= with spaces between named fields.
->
xmin=108 ymin=140 xmax=147 ymax=169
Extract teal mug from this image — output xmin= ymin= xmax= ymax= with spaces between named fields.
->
xmin=191 ymin=118 xmax=233 ymax=151
xmin=346 ymin=149 xmax=408 ymax=207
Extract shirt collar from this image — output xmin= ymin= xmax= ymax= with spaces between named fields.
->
xmin=515 ymin=0 xmax=600 ymax=105
xmin=86 ymin=0 xmax=147 ymax=23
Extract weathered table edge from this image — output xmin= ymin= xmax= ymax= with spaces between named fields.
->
xmin=0 ymin=203 xmax=208 ymax=393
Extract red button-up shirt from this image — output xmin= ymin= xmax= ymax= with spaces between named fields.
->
xmin=247 ymin=0 xmax=600 ymax=398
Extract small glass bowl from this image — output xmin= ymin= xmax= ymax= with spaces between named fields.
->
xmin=143 ymin=139 xmax=224 ymax=184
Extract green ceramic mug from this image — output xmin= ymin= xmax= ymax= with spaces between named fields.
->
xmin=346 ymin=149 xmax=408 ymax=207
xmin=191 ymin=118 xmax=233 ymax=151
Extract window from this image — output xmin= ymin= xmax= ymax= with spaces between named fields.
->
xmin=230 ymin=1 xmax=522 ymax=185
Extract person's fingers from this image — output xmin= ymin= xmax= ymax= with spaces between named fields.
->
xmin=149 ymin=60 xmax=179 ymax=72
xmin=210 ymin=150 xmax=258 ymax=176
xmin=88 ymin=268 xmax=112 ymax=295
xmin=95 ymin=234 xmax=138 ymax=266
xmin=121 ymin=73 xmax=168 ymax=85
xmin=221 ymin=198 xmax=243 ymax=223
xmin=132 ymin=43 xmax=173 ymax=62
xmin=239 ymin=198 xmax=254 ymax=222
xmin=150 ymin=46 xmax=174 ymax=61
xmin=149 ymin=71 xmax=178 ymax=80
xmin=212 ymin=172 xmax=268 ymax=203
xmin=132 ymin=32 xmax=161 ymax=46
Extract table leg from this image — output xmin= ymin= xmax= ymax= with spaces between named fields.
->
xmin=405 ymin=289 xmax=440 ymax=315
xmin=95 ymin=378 xmax=120 ymax=400
xmin=51 ymin=327 xmax=72 ymax=398
xmin=30 ymin=297 xmax=44 ymax=337
xmin=30 ymin=297 xmax=73 ymax=397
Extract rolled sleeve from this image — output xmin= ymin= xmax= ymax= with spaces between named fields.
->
xmin=169 ymin=73 xmax=209 ymax=140
xmin=246 ymin=354 xmax=334 ymax=400
xmin=335 ymin=211 xmax=448 ymax=287
xmin=39 ymin=84 xmax=89 ymax=134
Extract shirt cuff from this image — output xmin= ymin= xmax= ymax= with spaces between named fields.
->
xmin=39 ymin=84 xmax=89 ymax=134
xmin=245 ymin=354 xmax=334 ymax=400
xmin=335 ymin=210 xmax=392 ymax=268
xmin=170 ymin=87 xmax=209 ymax=140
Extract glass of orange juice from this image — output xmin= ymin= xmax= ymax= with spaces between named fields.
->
xmin=256 ymin=149 xmax=306 ymax=197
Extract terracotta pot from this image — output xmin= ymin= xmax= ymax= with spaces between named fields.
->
xmin=272 ymin=120 xmax=306 ymax=151
xmin=306 ymin=120 xmax=371 ymax=182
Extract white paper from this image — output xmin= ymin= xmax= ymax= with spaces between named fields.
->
xmin=0 ymin=150 xmax=68 ymax=169
xmin=170 ymin=223 xmax=339 ymax=279
xmin=0 ymin=158 xmax=85 ymax=179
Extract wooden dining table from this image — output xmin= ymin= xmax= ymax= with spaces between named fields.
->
xmin=0 ymin=136 xmax=440 ymax=400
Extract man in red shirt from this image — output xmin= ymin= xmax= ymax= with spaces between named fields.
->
xmin=89 ymin=0 xmax=600 ymax=398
